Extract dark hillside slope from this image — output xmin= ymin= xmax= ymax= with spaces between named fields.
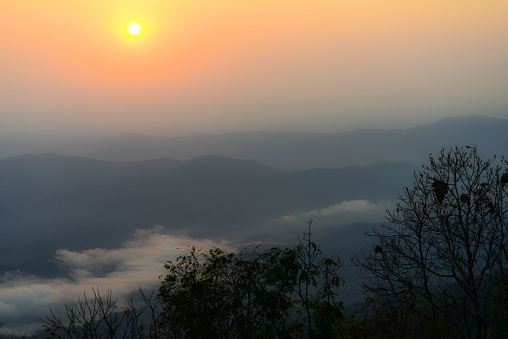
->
xmin=0 ymin=154 xmax=417 ymax=276
xmin=0 ymin=153 xmax=182 ymax=189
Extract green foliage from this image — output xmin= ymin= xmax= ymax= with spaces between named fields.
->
xmin=488 ymin=273 xmax=508 ymax=338
xmin=158 ymin=220 xmax=344 ymax=338
xmin=158 ymin=246 xmax=293 ymax=338
xmin=293 ymin=220 xmax=344 ymax=338
xmin=355 ymin=293 xmax=454 ymax=339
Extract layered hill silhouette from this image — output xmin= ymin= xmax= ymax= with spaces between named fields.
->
xmin=2 ymin=114 xmax=506 ymax=278
xmin=1 ymin=115 xmax=507 ymax=168
xmin=0 ymin=153 xmax=417 ymax=276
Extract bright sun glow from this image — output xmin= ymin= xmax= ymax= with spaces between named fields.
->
xmin=127 ymin=22 xmax=141 ymax=35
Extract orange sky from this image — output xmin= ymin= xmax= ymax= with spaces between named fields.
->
xmin=1 ymin=0 xmax=507 ymax=135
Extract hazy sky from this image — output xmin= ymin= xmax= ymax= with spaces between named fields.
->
xmin=1 ymin=0 xmax=507 ymax=136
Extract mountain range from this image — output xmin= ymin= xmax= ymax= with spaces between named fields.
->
xmin=1 ymin=115 xmax=507 ymax=169
xmin=1 ymin=114 xmax=507 ymax=282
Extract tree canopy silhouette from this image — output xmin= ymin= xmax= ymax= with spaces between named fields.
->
xmin=158 ymin=220 xmax=344 ymax=338
xmin=354 ymin=146 xmax=508 ymax=338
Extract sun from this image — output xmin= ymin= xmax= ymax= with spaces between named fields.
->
xmin=127 ymin=22 xmax=141 ymax=36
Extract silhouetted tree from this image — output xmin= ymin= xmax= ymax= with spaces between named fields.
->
xmin=41 ymin=224 xmax=343 ymax=338
xmin=41 ymin=287 xmax=160 ymax=339
xmin=353 ymin=146 xmax=508 ymax=338
xmin=158 ymin=221 xmax=344 ymax=338
xmin=293 ymin=219 xmax=344 ymax=338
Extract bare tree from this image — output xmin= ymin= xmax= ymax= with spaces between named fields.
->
xmin=42 ymin=287 xmax=160 ymax=339
xmin=353 ymin=146 xmax=508 ymax=338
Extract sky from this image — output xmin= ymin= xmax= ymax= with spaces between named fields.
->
xmin=1 ymin=0 xmax=508 ymax=136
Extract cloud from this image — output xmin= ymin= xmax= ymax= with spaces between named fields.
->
xmin=303 ymin=200 xmax=394 ymax=219
xmin=261 ymin=200 xmax=395 ymax=233
xmin=0 ymin=225 xmax=233 ymax=334
xmin=233 ymin=200 xmax=396 ymax=247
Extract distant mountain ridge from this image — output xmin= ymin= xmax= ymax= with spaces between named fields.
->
xmin=1 ymin=115 xmax=507 ymax=169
